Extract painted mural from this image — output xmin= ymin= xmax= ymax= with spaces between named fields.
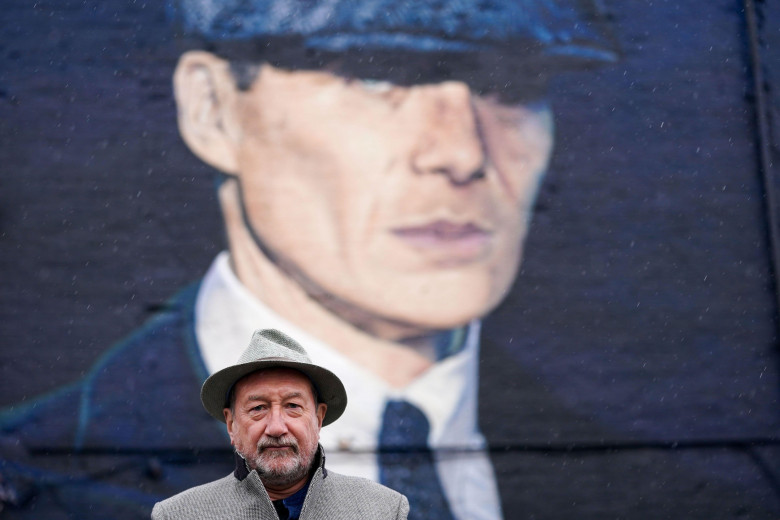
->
xmin=1 ymin=0 xmax=779 ymax=519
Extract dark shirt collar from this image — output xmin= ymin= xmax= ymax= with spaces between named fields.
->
xmin=274 ymin=481 xmax=309 ymax=520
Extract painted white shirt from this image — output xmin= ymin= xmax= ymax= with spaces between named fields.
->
xmin=195 ymin=252 xmax=503 ymax=520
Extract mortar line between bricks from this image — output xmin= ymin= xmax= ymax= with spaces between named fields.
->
xmin=24 ymin=437 xmax=780 ymax=458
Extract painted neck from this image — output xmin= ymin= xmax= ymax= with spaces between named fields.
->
xmin=218 ymin=177 xmax=440 ymax=387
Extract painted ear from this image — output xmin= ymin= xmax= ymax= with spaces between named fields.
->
xmin=173 ymin=50 xmax=241 ymax=174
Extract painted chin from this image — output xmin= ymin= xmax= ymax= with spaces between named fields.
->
xmin=391 ymin=220 xmax=492 ymax=266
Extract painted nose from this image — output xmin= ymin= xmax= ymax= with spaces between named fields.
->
xmin=410 ymin=82 xmax=486 ymax=185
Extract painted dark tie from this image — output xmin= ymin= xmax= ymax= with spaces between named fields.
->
xmin=378 ymin=400 xmax=456 ymax=520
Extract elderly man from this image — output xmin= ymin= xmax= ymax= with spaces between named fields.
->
xmin=151 ymin=328 xmax=408 ymax=519
xmin=0 ymin=1 xmax=616 ymax=519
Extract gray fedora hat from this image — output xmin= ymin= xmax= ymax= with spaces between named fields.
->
xmin=200 ymin=328 xmax=347 ymax=426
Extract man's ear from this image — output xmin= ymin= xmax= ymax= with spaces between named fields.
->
xmin=173 ymin=50 xmax=243 ymax=174
xmin=223 ymin=408 xmax=236 ymax=445
xmin=316 ymin=403 xmax=327 ymax=429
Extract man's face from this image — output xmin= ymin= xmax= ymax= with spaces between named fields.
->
xmin=224 ymin=368 xmax=327 ymax=489
xmin=229 ymin=64 xmax=554 ymax=333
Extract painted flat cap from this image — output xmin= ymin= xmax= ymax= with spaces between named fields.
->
xmin=170 ymin=0 xmax=619 ymax=81
xmin=200 ymin=329 xmax=347 ymax=426
xmin=173 ymin=0 xmax=616 ymax=58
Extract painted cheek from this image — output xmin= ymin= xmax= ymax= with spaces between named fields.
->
xmin=480 ymin=126 xmax=523 ymax=201
xmin=490 ymin=119 xmax=550 ymax=203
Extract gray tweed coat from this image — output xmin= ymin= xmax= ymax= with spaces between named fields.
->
xmin=151 ymin=447 xmax=409 ymax=519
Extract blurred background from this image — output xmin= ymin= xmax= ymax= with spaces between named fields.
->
xmin=1 ymin=0 xmax=778 ymax=518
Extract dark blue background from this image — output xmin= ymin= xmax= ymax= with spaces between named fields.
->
xmin=1 ymin=0 xmax=778 ymax=518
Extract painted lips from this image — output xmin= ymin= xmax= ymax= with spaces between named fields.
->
xmin=392 ymin=220 xmax=491 ymax=260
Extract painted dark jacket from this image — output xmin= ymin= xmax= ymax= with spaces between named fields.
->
xmin=0 ymin=284 xmax=233 ymax=519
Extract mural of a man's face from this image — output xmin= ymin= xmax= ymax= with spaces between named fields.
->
xmin=175 ymin=51 xmax=554 ymax=337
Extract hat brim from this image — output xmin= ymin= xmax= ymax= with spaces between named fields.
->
xmin=200 ymin=359 xmax=347 ymax=426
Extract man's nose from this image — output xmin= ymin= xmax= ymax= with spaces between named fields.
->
xmin=410 ymin=81 xmax=486 ymax=185
xmin=265 ymin=408 xmax=289 ymax=436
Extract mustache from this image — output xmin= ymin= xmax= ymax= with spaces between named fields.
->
xmin=257 ymin=436 xmax=299 ymax=454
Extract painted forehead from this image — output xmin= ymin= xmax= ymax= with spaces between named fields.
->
xmin=236 ymin=54 xmax=552 ymax=103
